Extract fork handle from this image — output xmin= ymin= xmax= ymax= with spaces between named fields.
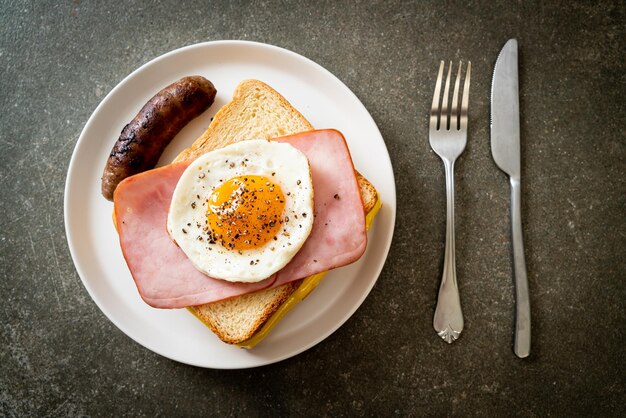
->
xmin=433 ymin=160 xmax=464 ymax=343
xmin=510 ymin=178 xmax=531 ymax=358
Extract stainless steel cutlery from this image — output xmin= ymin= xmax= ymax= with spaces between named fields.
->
xmin=427 ymin=40 xmax=530 ymax=357
xmin=429 ymin=60 xmax=471 ymax=344
xmin=491 ymin=39 xmax=531 ymax=358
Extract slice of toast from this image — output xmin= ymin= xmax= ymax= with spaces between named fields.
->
xmin=179 ymin=80 xmax=378 ymax=345
xmin=173 ymin=79 xmax=314 ymax=163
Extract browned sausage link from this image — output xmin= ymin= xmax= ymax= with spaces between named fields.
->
xmin=101 ymin=76 xmax=217 ymax=200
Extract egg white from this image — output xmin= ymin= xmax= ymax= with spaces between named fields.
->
xmin=167 ymin=140 xmax=314 ymax=282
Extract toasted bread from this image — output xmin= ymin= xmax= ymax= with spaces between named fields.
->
xmin=173 ymin=79 xmax=313 ymax=163
xmin=178 ymin=80 xmax=379 ymax=346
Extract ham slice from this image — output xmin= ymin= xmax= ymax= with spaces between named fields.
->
xmin=114 ymin=163 xmax=276 ymax=307
xmin=114 ymin=129 xmax=366 ymax=308
xmin=272 ymin=131 xmax=367 ymax=287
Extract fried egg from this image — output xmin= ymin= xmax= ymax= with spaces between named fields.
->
xmin=167 ymin=140 xmax=314 ymax=282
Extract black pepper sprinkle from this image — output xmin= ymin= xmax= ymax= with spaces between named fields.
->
xmin=229 ymin=162 xmax=235 ymax=168
xmin=334 ymin=193 xmax=340 ymax=200
xmin=302 ymin=213 xmax=307 ymax=218
xmin=182 ymin=228 xmax=187 ymax=234
xmin=250 ymin=260 xmax=254 ymax=265
xmin=191 ymin=202 xmax=196 ymax=209
xmin=296 ymin=179 xmax=301 ymax=185
xmin=198 ymin=173 xmax=205 ymax=179
xmin=271 ymin=172 xmax=275 ymax=176
xmin=314 ymin=259 xmax=317 ymax=263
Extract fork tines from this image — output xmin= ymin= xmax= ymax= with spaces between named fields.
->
xmin=430 ymin=61 xmax=471 ymax=132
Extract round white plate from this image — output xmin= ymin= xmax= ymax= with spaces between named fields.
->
xmin=64 ymin=40 xmax=396 ymax=369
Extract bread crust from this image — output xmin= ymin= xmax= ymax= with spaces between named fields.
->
xmin=190 ymin=280 xmax=303 ymax=344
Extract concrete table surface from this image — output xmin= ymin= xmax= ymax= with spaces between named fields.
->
xmin=1 ymin=1 xmax=624 ymax=416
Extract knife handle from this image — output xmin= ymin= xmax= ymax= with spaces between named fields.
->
xmin=510 ymin=177 xmax=531 ymax=358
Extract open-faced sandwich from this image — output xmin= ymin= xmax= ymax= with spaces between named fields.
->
xmin=102 ymin=79 xmax=381 ymax=348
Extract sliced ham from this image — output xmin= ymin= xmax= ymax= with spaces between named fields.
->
xmin=272 ymin=130 xmax=367 ymax=286
xmin=114 ymin=129 xmax=366 ymax=308
xmin=114 ymin=163 xmax=276 ymax=308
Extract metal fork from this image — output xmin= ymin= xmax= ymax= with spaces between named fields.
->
xmin=429 ymin=60 xmax=471 ymax=343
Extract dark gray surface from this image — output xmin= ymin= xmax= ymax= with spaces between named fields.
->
xmin=1 ymin=1 xmax=624 ymax=416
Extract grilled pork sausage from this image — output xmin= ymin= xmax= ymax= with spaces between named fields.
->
xmin=101 ymin=76 xmax=216 ymax=200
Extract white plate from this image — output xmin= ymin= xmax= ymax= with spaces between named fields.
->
xmin=64 ymin=41 xmax=396 ymax=369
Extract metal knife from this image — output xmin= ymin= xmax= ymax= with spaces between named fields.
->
xmin=490 ymin=39 xmax=531 ymax=358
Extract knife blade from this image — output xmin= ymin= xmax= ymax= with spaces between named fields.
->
xmin=491 ymin=39 xmax=531 ymax=358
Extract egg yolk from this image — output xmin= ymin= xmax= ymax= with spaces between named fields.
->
xmin=207 ymin=175 xmax=286 ymax=251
